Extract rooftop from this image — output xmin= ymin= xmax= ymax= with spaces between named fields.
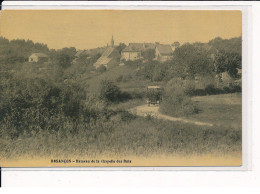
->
xmin=122 ymin=43 xmax=156 ymax=52
xmin=156 ymin=44 xmax=173 ymax=56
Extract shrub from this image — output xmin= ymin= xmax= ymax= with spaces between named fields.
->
xmin=205 ymin=84 xmax=223 ymax=95
xmin=0 ymin=76 xmax=91 ymax=137
xmin=223 ymin=86 xmax=231 ymax=93
xmin=96 ymin=65 xmax=106 ymax=73
xmin=130 ymin=90 xmax=145 ymax=99
xmin=99 ymin=80 xmax=122 ymax=103
xmin=183 ymin=80 xmax=195 ymax=96
xmin=119 ymin=91 xmax=132 ymax=101
xmin=99 ymin=79 xmax=132 ymax=103
xmin=117 ymin=110 xmax=137 ymax=122
xmin=205 ymin=84 xmax=215 ymax=95
xmin=159 ymin=78 xmax=198 ymax=117
xmin=193 ymin=89 xmax=207 ymax=96
xmin=229 ymin=84 xmax=242 ymax=93
xmin=160 ymin=92 xmax=198 ymax=117
xmin=116 ymin=75 xmax=123 ymax=82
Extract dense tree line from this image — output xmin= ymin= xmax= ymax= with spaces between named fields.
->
xmin=136 ymin=36 xmax=242 ymax=82
xmin=0 ymin=37 xmax=49 ymax=64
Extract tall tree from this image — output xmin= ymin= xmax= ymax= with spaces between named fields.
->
xmin=171 ymin=43 xmax=213 ymax=79
xmin=56 ymin=47 xmax=76 ymax=69
xmin=215 ymin=50 xmax=241 ymax=78
xmin=116 ymin=43 xmax=127 ymax=54
xmin=172 ymin=41 xmax=180 ymax=48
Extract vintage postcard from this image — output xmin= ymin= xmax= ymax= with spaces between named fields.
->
xmin=0 ymin=9 xmax=243 ymax=168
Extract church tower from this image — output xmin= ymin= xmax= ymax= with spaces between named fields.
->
xmin=111 ymin=35 xmax=114 ymax=47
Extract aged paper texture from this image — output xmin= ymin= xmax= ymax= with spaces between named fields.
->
xmin=0 ymin=10 xmax=242 ymax=167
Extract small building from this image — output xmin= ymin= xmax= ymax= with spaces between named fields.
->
xmin=121 ymin=43 xmax=156 ymax=61
xmin=155 ymin=44 xmax=174 ymax=62
xmin=94 ymin=36 xmax=121 ymax=69
xmin=28 ymin=53 xmax=49 ymax=63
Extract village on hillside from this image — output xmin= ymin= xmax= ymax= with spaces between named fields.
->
xmin=64 ymin=36 xmax=177 ymax=70
xmin=27 ymin=35 xmax=242 ymax=88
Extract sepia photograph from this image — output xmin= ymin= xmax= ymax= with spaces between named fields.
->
xmin=0 ymin=10 xmax=243 ymax=167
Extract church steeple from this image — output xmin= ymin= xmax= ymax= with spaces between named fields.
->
xmin=111 ymin=35 xmax=114 ymax=47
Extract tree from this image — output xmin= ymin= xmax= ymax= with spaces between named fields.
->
xmin=152 ymin=63 xmax=169 ymax=82
xmin=56 ymin=47 xmax=76 ymax=69
xmin=172 ymin=43 xmax=213 ymax=79
xmin=99 ymin=80 xmax=122 ymax=103
xmin=172 ymin=41 xmax=180 ymax=48
xmin=116 ymin=43 xmax=127 ymax=54
xmin=142 ymin=49 xmax=155 ymax=61
xmin=215 ymin=50 xmax=241 ymax=78
xmin=0 ymin=36 xmax=50 ymax=65
xmin=57 ymin=53 xmax=72 ymax=69
xmin=209 ymin=36 xmax=241 ymax=55
xmin=142 ymin=60 xmax=159 ymax=81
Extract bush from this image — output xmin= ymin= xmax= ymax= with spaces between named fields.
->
xmin=117 ymin=110 xmax=137 ymax=122
xmin=99 ymin=80 xmax=121 ymax=103
xmin=183 ymin=80 xmax=195 ymax=96
xmin=96 ymin=65 xmax=106 ymax=73
xmin=160 ymin=92 xmax=198 ymax=117
xmin=116 ymin=75 xmax=123 ymax=82
xmin=130 ymin=90 xmax=145 ymax=99
xmin=223 ymin=86 xmax=231 ymax=93
xmin=229 ymin=84 xmax=242 ymax=93
xmin=205 ymin=84 xmax=223 ymax=95
xmin=159 ymin=78 xmax=198 ymax=117
xmin=99 ymin=79 xmax=132 ymax=103
xmin=0 ymin=76 xmax=94 ymax=137
xmin=119 ymin=91 xmax=132 ymax=101
xmin=205 ymin=84 xmax=216 ymax=95
xmin=193 ymin=89 xmax=207 ymax=96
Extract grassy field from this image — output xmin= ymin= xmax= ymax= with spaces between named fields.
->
xmin=0 ymin=115 xmax=241 ymax=161
xmin=189 ymin=93 xmax=242 ymax=130
xmin=78 ymin=64 xmax=163 ymax=94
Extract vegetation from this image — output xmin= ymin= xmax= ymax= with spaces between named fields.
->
xmin=99 ymin=79 xmax=131 ymax=103
xmin=215 ymin=50 xmax=242 ymax=78
xmin=0 ymin=37 xmax=49 ymax=64
xmin=115 ymin=43 xmax=127 ymax=54
xmin=0 ymin=36 xmax=242 ymax=161
xmin=0 ymin=117 xmax=241 ymax=159
xmin=142 ymin=48 xmax=155 ymax=61
xmin=159 ymin=78 xmax=199 ymax=117
xmin=189 ymin=93 xmax=242 ymax=130
xmin=55 ymin=47 xmax=77 ymax=69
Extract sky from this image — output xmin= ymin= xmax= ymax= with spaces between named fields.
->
xmin=0 ymin=10 xmax=242 ymax=50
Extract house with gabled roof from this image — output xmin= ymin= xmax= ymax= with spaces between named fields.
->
xmin=28 ymin=53 xmax=49 ymax=63
xmin=155 ymin=44 xmax=174 ymax=62
xmin=93 ymin=36 xmax=121 ymax=69
xmin=121 ymin=43 xmax=156 ymax=61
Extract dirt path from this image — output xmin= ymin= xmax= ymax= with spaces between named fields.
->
xmin=130 ymin=105 xmax=213 ymax=127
